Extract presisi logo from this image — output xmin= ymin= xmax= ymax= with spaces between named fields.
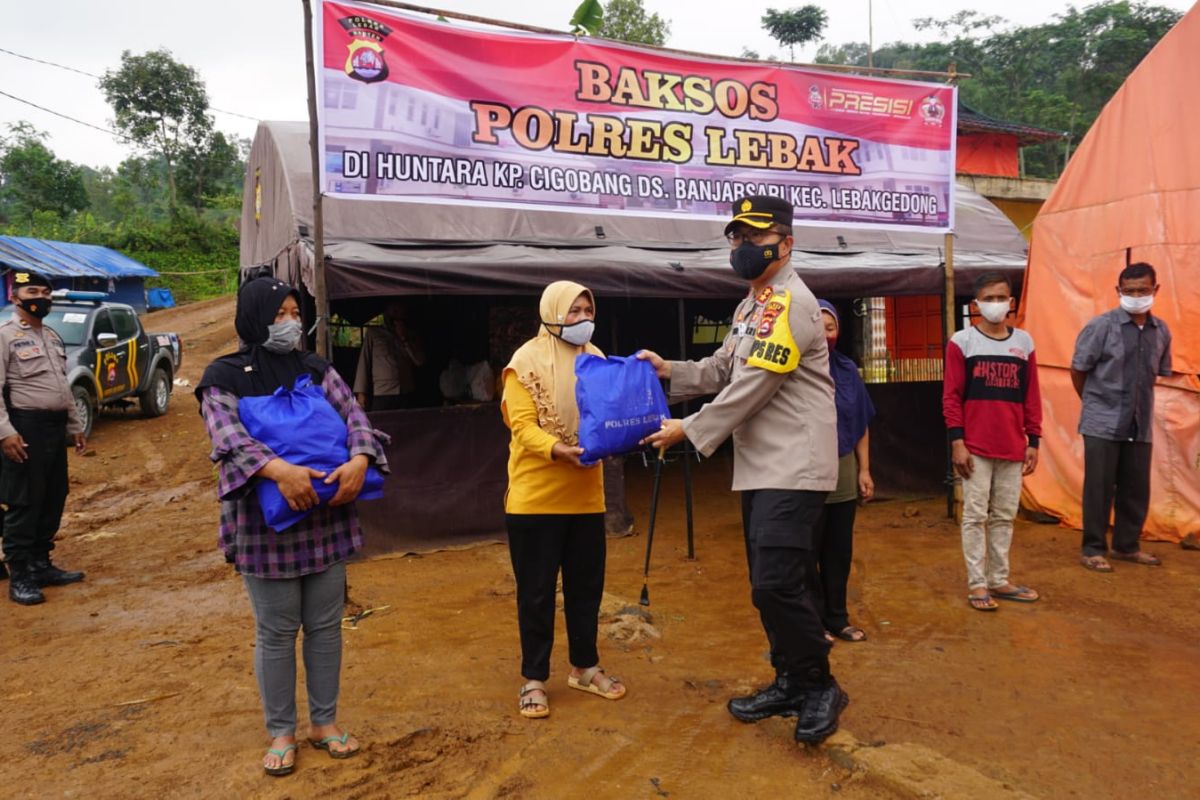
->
xmin=817 ymin=88 xmax=914 ymax=119
xmin=339 ymin=15 xmax=393 ymax=84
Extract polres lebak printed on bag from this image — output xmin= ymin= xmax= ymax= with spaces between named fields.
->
xmin=575 ymin=354 xmax=671 ymax=464
xmin=237 ymin=373 xmax=385 ymax=531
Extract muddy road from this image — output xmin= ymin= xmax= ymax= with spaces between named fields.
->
xmin=1 ymin=296 xmax=1196 ymax=799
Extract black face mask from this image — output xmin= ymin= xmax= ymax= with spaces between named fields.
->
xmin=16 ymin=297 xmax=52 ymax=319
xmin=729 ymin=240 xmax=783 ymax=280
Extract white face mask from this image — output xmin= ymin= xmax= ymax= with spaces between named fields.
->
xmin=1119 ymin=293 xmax=1154 ymax=315
xmin=976 ymin=300 xmax=1011 ymax=324
xmin=263 ymin=319 xmax=303 ymax=353
xmin=557 ymin=319 xmax=595 ymax=346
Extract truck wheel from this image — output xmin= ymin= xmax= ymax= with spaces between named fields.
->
xmin=139 ymin=367 xmax=171 ymax=418
xmin=72 ymin=385 xmax=95 ymax=439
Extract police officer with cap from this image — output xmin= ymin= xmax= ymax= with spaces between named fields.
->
xmin=640 ymin=196 xmax=846 ymax=743
xmin=1 ymin=270 xmax=87 ymax=605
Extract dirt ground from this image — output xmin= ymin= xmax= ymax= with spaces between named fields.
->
xmin=1 ymin=296 xmax=1197 ymax=799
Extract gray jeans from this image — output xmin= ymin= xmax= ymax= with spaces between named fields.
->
xmin=243 ymin=561 xmax=346 ymax=736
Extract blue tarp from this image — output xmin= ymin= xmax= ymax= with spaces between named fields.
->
xmin=0 ymin=236 xmax=158 ymax=278
xmin=147 ymin=288 xmax=176 ymax=309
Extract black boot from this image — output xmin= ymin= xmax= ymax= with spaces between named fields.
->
xmin=0 ymin=560 xmax=8 ymax=580
xmin=8 ymin=562 xmax=45 ymax=605
xmin=727 ymin=674 xmax=808 ymax=722
xmin=30 ymin=557 xmax=84 ymax=586
xmin=794 ymin=680 xmax=850 ymax=744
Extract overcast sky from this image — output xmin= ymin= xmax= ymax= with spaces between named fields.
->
xmin=1 ymin=0 xmax=1193 ymax=169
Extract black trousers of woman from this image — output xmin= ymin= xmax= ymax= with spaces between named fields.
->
xmin=812 ymin=500 xmax=858 ymax=633
xmin=505 ymin=513 xmax=606 ymax=681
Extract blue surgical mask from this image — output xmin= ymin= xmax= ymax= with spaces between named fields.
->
xmin=263 ymin=319 xmax=303 ymax=354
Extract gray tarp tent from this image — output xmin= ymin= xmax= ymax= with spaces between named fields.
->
xmin=240 ymin=121 xmax=1028 ymax=553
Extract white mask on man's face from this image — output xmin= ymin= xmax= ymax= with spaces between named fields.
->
xmin=976 ymin=300 xmax=1010 ymax=324
xmin=1119 ymin=293 xmax=1154 ymax=315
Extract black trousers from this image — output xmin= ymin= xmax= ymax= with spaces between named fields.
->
xmin=812 ymin=500 xmax=857 ymax=633
xmin=505 ymin=513 xmax=606 ymax=681
xmin=1081 ymin=436 xmax=1153 ymax=556
xmin=0 ymin=410 xmax=69 ymax=563
xmin=740 ymin=489 xmax=832 ymax=685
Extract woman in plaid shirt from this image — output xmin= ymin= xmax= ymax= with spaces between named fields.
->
xmin=197 ymin=278 xmax=388 ymax=776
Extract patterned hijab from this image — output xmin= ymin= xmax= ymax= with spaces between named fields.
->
xmin=503 ymin=281 xmax=603 ymax=445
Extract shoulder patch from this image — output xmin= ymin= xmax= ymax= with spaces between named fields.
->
xmin=746 ymin=290 xmax=800 ymax=373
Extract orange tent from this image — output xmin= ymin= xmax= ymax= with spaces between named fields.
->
xmin=1019 ymin=7 xmax=1200 ymax=541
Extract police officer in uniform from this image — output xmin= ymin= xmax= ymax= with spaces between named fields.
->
xmin=640 ymin=196 xmax=845 ymax=743
xmin=1 ymin=270 xmax=87 ymax=605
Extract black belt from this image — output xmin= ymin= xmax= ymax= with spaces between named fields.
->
xmin=8 ymin=408 xmax=68 ymax=422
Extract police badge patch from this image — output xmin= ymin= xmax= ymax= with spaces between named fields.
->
xmin=339 ymin=15 xmax=393 ymax=84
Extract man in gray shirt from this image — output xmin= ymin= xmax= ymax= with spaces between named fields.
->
xmin=1070 ymin=262 xmax=1172 ymax=571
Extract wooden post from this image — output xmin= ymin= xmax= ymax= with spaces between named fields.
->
xmin=302 ymin=0 xmax=330 ymax=358
xmin=944 ymin=231 xmax=962 ymax=521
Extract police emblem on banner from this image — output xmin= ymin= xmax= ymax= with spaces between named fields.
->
xmin=339 ymin=15 xmax=393 ymax=84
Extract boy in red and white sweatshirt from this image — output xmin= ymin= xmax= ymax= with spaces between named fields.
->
xmin=943 ymin=272 xmax=1042 ymax=611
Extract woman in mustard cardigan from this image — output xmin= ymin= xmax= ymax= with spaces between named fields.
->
xmin=501 ymin=280 xmax=627 ymax=719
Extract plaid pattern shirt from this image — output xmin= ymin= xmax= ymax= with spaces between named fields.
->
xmin=199 ymin=366 xmax=389 ymax=579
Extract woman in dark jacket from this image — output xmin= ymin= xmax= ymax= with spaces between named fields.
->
xmin=813 ymin=300 xmax=875 ymax=642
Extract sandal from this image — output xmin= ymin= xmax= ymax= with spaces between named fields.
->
xmin=263 ymin=743 xmax=297 ymax=777
xmin=833 ymin=626 xmax=867 ymax=642
xmin=968 ymin=593 xmax=998 ymax=611
xmin=1080 ymin=555 xmax=1114 ymax=572
xmin=1108 ymin=550 xmax=1161 ymax=566
xmin=567 ymin=666 xmax=626 ymax=700
xmin=519 ymin=682 xmax=550 ymax=719
xmin=308 ymin=731 xmax=360 ymax=759
xmin=990 ymin=585 xmax=1040 ymax=603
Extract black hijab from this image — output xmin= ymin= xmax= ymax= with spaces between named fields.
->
xmin=196 ymin=277 xmax=329 ymax=400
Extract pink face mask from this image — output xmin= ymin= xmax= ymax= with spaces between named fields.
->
xmin=825 ymin=336 xmax=838 ymax=352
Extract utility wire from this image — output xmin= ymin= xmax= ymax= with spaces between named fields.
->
xmin=0 ymin=88 xmax=131 ymax=140
xmin=0 ymin=45 xmax=259 ymax=121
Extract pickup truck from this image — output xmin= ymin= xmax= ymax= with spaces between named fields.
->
xmin=0 ymin=292 xmax=182 ymax=436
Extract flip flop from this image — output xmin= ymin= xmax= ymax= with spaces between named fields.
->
xmin=1080 ymin=555 xmax=1114 ymax=572
xmin=567 ymin=666 xmax=626 ymax=700
xmin=308 ymin=732 xmax=359 ymax=759
xmin=833 ymin=626 xmax=868 ymax=642
xmin=263 ymin=743 xmax=297 ymax=776
xmin=968 ymin=593 xmax=998 ymax=611
xmin=1108 ymin=551 xmax=1161 ymax=566
xmin=990 ymin=586 xmax=1040 ymax=603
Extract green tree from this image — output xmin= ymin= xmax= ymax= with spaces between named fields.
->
xmin=0 ymin=123 xmax=89 ymax=223
xmin=99 ymin=49 xmax=212 ymax=212
xmin=177 ymin=131 xmax=247 ymax=211
xmin=598 ymin=0 xmax=670 ymax=46
xmin=761 ymin=6 xmax=828 ymax=61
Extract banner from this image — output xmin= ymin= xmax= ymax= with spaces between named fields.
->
xmin=316 ymin=1 xmax=958 ymax=232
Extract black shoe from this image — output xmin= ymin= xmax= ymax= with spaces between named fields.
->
xmin=727 ymin=675 xmax=808 ymax=722
xmin=30 ymin=557 xmax=84 ymax=586
xmin=794 ymin=681 xmax=850 ymax=744
xmin=0 ymin=560 xmax=8 ymax=581
xmin=8 ymin=562 xmax=45 ymax=605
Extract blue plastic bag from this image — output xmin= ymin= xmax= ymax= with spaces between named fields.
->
xmin=575 ymin=354 xmax=670 ymax=464
xmin=237 ymin=374 xmax=384 ymax=531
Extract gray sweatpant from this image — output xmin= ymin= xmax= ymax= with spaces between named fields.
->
xmin=243 ymin=561 xmax=346 ymax=737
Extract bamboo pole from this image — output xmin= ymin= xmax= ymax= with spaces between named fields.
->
xmin=358 ymin=0 xmax=969 ymax=80
xmin=302 ymin=0 xmax=331 ymax=358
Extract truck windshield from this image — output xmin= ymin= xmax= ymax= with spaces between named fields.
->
xmin=0 ymin=308 xmax=88 ymax=346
